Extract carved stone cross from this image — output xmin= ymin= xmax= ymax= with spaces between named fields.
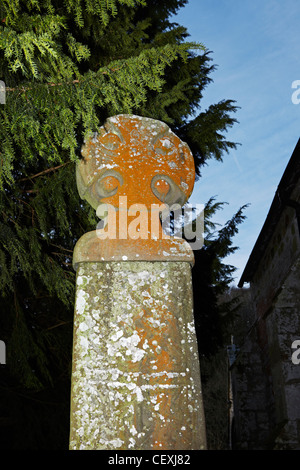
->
xmin=69 ymin=115 xmax=207 ymax=450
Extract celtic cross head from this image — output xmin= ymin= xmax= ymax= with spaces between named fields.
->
xmin=76 ymin=114 xmax=195 ymax=215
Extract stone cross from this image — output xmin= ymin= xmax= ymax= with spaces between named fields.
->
xmin=69 ymin=114 xmax=207 ymax=450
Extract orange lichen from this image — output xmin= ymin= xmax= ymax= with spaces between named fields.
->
xmin=70 ymin=116 xmax=206 ymax=451
xmin=77 ymin=114 xmax=195 ymax=211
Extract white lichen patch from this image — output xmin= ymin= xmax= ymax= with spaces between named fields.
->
xmin=75 ymin=289 xmax=89 ymax=317
xmin=70 ymin=261 xmax=205 ymax=450
xmin=107 ymin=330 xmax=146 ymax=363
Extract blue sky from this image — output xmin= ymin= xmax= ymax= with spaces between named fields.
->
xmin=173 ymin=0 xmax=300 ymax=285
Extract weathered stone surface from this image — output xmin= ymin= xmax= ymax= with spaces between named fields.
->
xmin=69 ymin=261 xmax=206 ymax=450
xmin=76 ymin=114 xmax=195 ymax=211
xmin=70 ymin=114 xmax=206 ymax=450
xmin=72 ymin=234 xmax=195 ymax=270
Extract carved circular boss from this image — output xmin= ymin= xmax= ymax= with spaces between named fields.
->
xmin=76 ymin=114 xmax=195 ymax=211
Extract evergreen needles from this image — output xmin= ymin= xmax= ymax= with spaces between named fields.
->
xmin=0 ymin=0 xmax=245 ymax=449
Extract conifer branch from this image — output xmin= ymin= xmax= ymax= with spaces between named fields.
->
xmin=48 ymin=243 xmax=73 ymax=253
xmin=46 ymin=320 xmax=71 ymax=330
xmin=5 ymin=66 xmax=124 ymax=93
xmin=18 ymin=162 xmax=71 ymax=182
xmin=5 ymin=80 xmax=80 ymax=92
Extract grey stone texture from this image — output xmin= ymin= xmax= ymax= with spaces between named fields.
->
xmin=69 ymin=261 xmax=206 ymax=450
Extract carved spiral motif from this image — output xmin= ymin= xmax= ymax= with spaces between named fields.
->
xmin=77 ymin=114 xmax=195 ymax=210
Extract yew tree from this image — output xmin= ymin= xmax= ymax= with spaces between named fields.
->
xmin=0 ymin=0 xmax=242 ymax=449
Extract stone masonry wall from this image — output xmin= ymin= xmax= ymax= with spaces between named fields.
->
xmin=230 ymin=291 xmax=275 ymax=449
xmin=233 ymin=182 xmax=300 ymax=449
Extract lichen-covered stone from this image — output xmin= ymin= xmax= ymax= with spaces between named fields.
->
xmin=70 ymin=115 xmax=206 ymax=450
xmin=69 ymin=261 xmax=206 ymax=450
xmin=76 ymin=114 xmax=195 ymax=211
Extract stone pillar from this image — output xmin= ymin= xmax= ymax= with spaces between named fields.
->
xmin=69 ymin=114 xmax=206 ymax=450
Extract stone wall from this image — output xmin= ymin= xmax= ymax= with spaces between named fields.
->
xmin=230 ymin=290 xmax=275 ymax=449
xmin=231 ymin=182 xmax=300 ymax=449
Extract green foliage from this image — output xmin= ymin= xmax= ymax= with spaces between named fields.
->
xmin=191 ymin=199 xmax=248 ymax=357
xmin=0 ymin=0 xmax=245 ymax=449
